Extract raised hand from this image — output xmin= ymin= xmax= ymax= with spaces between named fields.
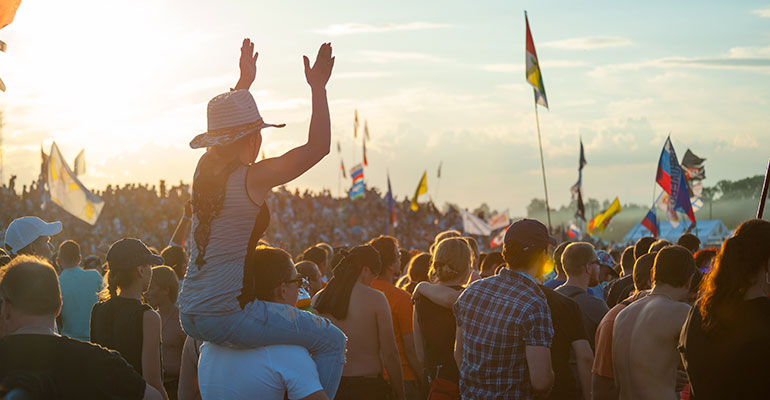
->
xmin=235 ymin=38 xmax=258 ymax=90
xmin=303 ymin=43 xmax=334 ymax=89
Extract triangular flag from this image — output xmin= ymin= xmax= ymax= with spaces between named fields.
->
xmin=462 ymin=210 xmax=492 ymax=236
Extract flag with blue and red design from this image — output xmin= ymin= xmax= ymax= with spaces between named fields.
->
xmin=567 ymin=222 xmax=580 ymax=238
xmin=350 ymin=163 xmax=363 ymax=183
xmin=655 ymin=136 xmax=696 ymax=226
xmin=641 ymin=208 xmax=659 ymax=238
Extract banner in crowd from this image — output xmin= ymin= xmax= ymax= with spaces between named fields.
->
xmin=525 ymin=11 xmax=548 ymax=108
xmin=656 ymin=136 xmax=696 ymax=227
xmin=490 ymin=228 xmax=506 ymax=248
xmin=73 ymin=149 xmax=86 ymax=176
xmin=487 ymin=210 xmax=510 ymax=230
xmin=567 ymin=222 xmax=580 ymax=238
xmin=462 ymin=209 xmax=492 ymax=236
xmin=410 ymin=171 xmax=427 ymax=211
xmin=641 ymin=207 xmax=659 ymax=238
xmin=47 ymin=142 xmax=104 ymax=225
xmin=587 ymin=197 xmax=621 ymax=234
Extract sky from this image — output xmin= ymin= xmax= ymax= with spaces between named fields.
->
xmin=1 ymin=0 xmax=769 ymax=216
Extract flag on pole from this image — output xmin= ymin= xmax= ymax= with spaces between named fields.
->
xmin=47 ymin=142 xmax=104 ymax=225
xmin=354 ymin=109 xmax=359 ymax=138
xmin=73 ymin=149 xmax=86 ymax=176
xmin=490 ymin=228 xmax=506 ymax=248
xmin=349 ymin=181 xmax=364 ymax=200
xmin=350 ymin=163 xmax=363 ymax=183
xmin=641 ymin=207 xmax=659 ymax=238
xmin=525 ymin=11 xmax=548 ymax=109
xmin=364 ymin=120 xmax=370 ymax=140
xmin=487 ymin=210 xmax=510 ymax=230
xmin=386 ymin=173 xmax=397 ymax=234
xmin=437 ymin=161 xmax=442 ymax=179
xmin=336 ymin=141 xmax=341 ymax=154
xmin=40 ymin=144 xmax=49 ymax=183
xmin=570 ymin=138 xmax=587 ymax=221
xmin=363 ymin=140 xmax=368 ymax=167
xmin=587 ymin=197 xmax=622 ymax=234
xmin=462 ymin=210 xmax=493 ymax=236
xmin=340 ymin=159 xmax=346 ymax=178
xmin=656 ymin=136 xmax=696 ymax=226
xmin=410 ymin=171 xmax=428 ymax=211
xmin=567 ymin=222 xmax=581 ymax=238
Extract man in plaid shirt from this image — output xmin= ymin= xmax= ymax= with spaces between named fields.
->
xmin=453 ymin=219 xmax=555 ymax=399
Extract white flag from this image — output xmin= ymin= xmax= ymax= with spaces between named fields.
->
xmin=48 ymin=142 xmax=104 ymax=225
xmin=74 ymin=149 xmax=86 ymax=176
xmin=462 ymin=210 xmax=492 ymax=236
xmin=487 ymin=210 xmax=510 ymax=231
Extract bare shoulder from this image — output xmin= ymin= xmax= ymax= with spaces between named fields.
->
xmin=361 ymin=286 xmax=390 ymax=310
xmin=143 ymin=309 xmax=161 ymax=325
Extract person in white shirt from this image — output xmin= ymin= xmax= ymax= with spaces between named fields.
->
xmin=197 ymin=246 xmax=328 ymax=400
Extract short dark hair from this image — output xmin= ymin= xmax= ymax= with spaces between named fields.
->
xmin=480 ymin=251 xmax=504 ymax=277
xmin=634 ymin=236 xmax=656 ymax=260
xmin=296 ymin=261 xmax=320 ymax=280
xmin=562 ymin=243 xmax=595 ymax=277
xmin=620 ymin=246 xmax=635 ymax=276
xmin=246 ymin=246 xmax=295 ymax=303
xmin=57 ymin=240 xmax=81 ymax=266
xmin=407 ymin=253 xmax=431 ymax=283
xmin=302 ymin=247 xmax=327 ymax=269
xmin=649 ymin=239 xmax=673 ymax=253
xmin=633 ymin=252 xmax=657 ymax=291
xmin=694 ymin=248 xmax=718 ymax=270
xmin=161 ymin=246 xmax=187 ymax=280
xmin=368 ymin=235 xmax=399 ymax=269
xmin=653 ymin=245 xmax=696 ymax=288
xmin=0 ymin=255 xmax=61 ymax=316
xmin=677 ymin=233 xmax=701 ymax=254
xmin=502 ymin=242 xmax=546 ymax=272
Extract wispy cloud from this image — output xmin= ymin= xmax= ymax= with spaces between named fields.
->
xmin=359 ymin=51 xmax=447 ymax=63
xmin=336 ymin=71 xmax=392 ymax=79
xmin=315 ymin=22 xmax=451 ymax=36
xmin=542 ymin=36 xmax=632 ymax=50
xmin=751 ymin=8 xmax=770 ymax=18
xmin=483 ymin=64 xmax=522 ymax=73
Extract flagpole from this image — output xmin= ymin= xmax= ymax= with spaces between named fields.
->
xmin=533 ymin=90 xmax=552 ymax=231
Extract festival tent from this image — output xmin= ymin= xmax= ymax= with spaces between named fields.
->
xmin=624 ymin=219 xmax=731 ymax=247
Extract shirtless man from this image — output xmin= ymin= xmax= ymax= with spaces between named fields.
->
xmin=312 ymin=245 xmax=406 ymax=400
xmin=612 ymin=245 xmax=695 ymax=400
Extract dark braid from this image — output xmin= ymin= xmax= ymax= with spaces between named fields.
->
xmin=192 ymin=152 xmax=243 ymax=268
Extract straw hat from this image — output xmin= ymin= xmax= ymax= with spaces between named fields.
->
xmin=189 ymin=90 xmax=285 ymax=149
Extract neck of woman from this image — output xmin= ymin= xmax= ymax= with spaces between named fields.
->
xmin=117 ymin=282 xmax=144 ymax=301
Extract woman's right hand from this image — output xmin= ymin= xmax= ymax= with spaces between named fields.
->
xmin=303 ymin=43 xmax=334 ymax=89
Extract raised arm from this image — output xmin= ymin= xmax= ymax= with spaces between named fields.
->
xmin=248 ymin=43 xmax=334 ymax=194
xmin=412 ymin=282 xmax=461 ymax=308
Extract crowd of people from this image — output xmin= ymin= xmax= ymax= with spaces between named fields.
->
xmin=1 ymin=38 xmax=769 ymax=400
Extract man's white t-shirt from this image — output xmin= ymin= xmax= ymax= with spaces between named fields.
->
xmin=198 ymin=343 xmax=323 ymax=400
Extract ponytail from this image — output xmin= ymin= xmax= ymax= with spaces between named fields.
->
xmin=98 ymin=267 xmax=139 ymax=302
xmin=314 ymin=245 xmax=381 ymax=320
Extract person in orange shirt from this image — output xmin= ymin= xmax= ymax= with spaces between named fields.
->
xmin=369 ymin=235 xmax=426 ymax=400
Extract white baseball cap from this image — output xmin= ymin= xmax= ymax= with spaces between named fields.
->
xmin=3 ymin=216 xmax=62 ymax=255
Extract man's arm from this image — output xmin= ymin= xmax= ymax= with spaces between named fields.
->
xmin=571 ymin=339 xmax=593 ymax=400
xmin=525 ymin=346 xmax=554 ymax=398
xmin=412 ymin=282 xmax=461 ymax=308
xmin=375 ymin=293 xmax=406 ymax=400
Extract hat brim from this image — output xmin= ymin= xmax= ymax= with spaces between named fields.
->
xmin=189 ymin=122 xmax=286 ymax=149
xmin=146 ymin=254 xmax=164 ymax=266
xmin=42 ymin=221 xmax=63 ymax=237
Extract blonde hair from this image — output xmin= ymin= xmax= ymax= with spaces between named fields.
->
xmin=431 ymin=230 xmax=462 ymax=254
xmin=150 ymin=265 xmax=179 ymax=303
xmin=429 ymin=237 xmax=471 ymax=283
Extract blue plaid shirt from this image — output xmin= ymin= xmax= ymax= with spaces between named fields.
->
xmin=453 ymin=268 xmax=553 ymax=399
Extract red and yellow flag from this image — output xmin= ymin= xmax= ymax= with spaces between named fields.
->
xmin=525 ymin=12 xmax=548 ymax=109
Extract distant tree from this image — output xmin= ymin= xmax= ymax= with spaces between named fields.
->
xmin=713 ymin=175 xmax=763 ymax=200
xmin=526 ymin=198 xmax=548 ymax=216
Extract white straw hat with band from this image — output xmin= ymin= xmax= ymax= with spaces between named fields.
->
xmin=189 ymin=89 xmax=285 ymax=149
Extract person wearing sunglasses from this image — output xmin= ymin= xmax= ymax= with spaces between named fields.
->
xmin=197 ymin=245 xmax=329 ymax=400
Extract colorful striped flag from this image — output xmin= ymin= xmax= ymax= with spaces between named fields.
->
xmin=587 ymin=197 xmax=622 ymax=234
xmin=656 ymin=136 xmax=696 ymax=226
xmin=490 ymin=228 xmax=506 ymax=248
xmin=410 ymin=171 xmax=427 ymax=212
xmin=641 ymin=208 xmax=659 ymax=238
xmin=350 ymin=163 xmax=363 ymax=183
xmin=525 ymin=12 xmax=548 ymax=109
xmin=349 ymin=180 xmax=364 ymax=200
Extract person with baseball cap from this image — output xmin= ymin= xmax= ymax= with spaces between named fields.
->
xmin=90 ymin=238 xmax=167 ymax=399
xmin=3 ymin=216 xmax=62 ymax=260
xmin=453 ymin=219 xmax=555 ymax=398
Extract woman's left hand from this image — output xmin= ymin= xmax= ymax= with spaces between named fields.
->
xmin=235 ymin=38 xmax=258 ymax=90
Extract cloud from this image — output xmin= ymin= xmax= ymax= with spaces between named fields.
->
xmin=483 ymin=64 xmax=522 ymax=73
xmin=482 ymin=60 xmax=585 ymax=73
xmin=542 ymin=36 xmax=632 ymax=50
xmin=359 ymin=51 xmax=447 ymax=63
xmin=315 ymin=22 xmax=451 ymax=36
xmin=335 ymin=71 xmax=392 ymax=79
xmin=751 ymin=8 xmax=770 ymax=18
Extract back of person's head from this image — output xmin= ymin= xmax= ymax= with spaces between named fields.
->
xmin=314 ymin=245 xmax=381 ymax=320
xmin=561 ymin=242 xmax=595 ymax=278
xmin=56 ymin=240 xmax=81 ymax=267
xmin=694 ymin=248 xmax=718 ymax=271
xmin=316 ymin=242 xmax=333 ymax=264
xmin=429 ymin=237 xmax=471 ymax=283
xmin=0 ymin=255 xmax=61 ymax=318
xmin=82 ymin=255 xmax=102 ymax=272
xmin=620 ymin=246 xmax=635 ymax=276
xmin=296 ymin=261 xmax=320 ymax=281
xmin=100 ymin=238 xmax=162 ymax=302
xmin=700 ymin=219 xmax=770 ymax=330
xmin=633 ymin=252 xmax=657 ymax=291
xmin=302 ymin=246 xmax=328 ymax=270
xmin=407 ymin=252 xmax=431 ymax=283
xmin=480 ymin=251 xmax=504 ymax=278
xmin=634 ymin=236 xmax=656 ymax=260
xmin=431 ymin=230 xmax=461 ymax=254
xmin=330 ymin=247 xmax=349 ymax=272
xmin=368 ymin=235 xmax=399 ymax=272
xmin=161 ymin=245 xmax=188 ymax=280
xmin=652 ymin=245 xmax=696 ymax=288
xmin=677 ymin=233 xmax=701 ymax=254
xmin=149 ymin=265 xmax=179 ymax=304
xmin=399 ymin=248 xmax=411 ymax=274
xmin=463 ymin=237 xmax=479 ymax=269
xmin=649 ymin=239 xmax=673 ymax=253
xmin=552 ymin=242 xmax=571 ymax=276
xmin=241 ymin=246 xmax=295 ymax=303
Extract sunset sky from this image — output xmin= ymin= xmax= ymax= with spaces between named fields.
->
xmin=2 ymin=0 xmax=769 ymax=216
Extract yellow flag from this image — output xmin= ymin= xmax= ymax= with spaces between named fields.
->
xmin=410 ymin=171 xmax=428 ymax=211
xmin=588 ymin=197 xmax=622 ymax=234
xmin=48 ymin=142 xmax=104 ymax=225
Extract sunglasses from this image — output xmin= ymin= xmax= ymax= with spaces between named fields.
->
xmin=285 ymin=277 xmax=310 ymax=291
